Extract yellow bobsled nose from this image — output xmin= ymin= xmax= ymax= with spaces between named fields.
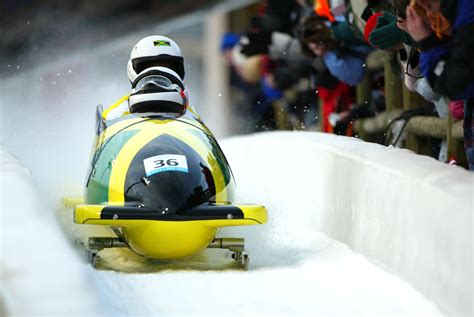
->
xmin=73 ymin=203 xmax=267 ymax=259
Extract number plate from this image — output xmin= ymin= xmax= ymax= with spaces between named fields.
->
xmin=143 ymin=154 xmax=188 ymax=176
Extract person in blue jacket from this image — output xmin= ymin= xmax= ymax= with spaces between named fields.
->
xmin=300 ymin=15 xmax=372 ymax=86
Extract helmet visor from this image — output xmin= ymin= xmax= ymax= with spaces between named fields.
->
xmin=133 ymin=75 xmax=174 ymax=93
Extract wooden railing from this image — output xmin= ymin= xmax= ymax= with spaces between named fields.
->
xmin=353 ymin=53 xmax=467 ymax=166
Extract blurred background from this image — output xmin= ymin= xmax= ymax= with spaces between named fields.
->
xmin=1 ymin=0 xmax=218 ymax=67
xmin=0 ymin=0 xmax=261 ymax=134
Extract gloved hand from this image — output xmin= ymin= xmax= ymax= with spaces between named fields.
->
xmin=261 ymin=75 xmax=283 ymax=101
xmin=239 ymin=30 xmax=272 ymax=57
xmin=369 ymin=11 xmax=412 ymax=49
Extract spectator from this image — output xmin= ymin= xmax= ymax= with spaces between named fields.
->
xmin=300 ymin=15 xmax=372 ymax=134
xmin=404 ymin=0 xmax=474 ymax=169
xmin=301 ymin=15 xmax=372 ymax=86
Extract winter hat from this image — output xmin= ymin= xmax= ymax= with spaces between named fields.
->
xmin=315 ymin=0 xmax=335 ymax=22
xmin=364 ymin=12 xmax=382 ymax=46
xmin=220 ymin=32 xmax=240 ymax=52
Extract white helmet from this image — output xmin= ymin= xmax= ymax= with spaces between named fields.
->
xmin=128 ymin=66 xmax=188 ymax=116
xmin=127 ymin=35 xmax=185 ymax=83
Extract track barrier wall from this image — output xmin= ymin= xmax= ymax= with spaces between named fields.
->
xmin=0 ymin=150 xmax=104 ymax=316
xmin=223 ymin=131 xmax=473 ymax=316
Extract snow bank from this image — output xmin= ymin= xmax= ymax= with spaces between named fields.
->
xmin=221 ymin=131 xmax=473 ymax=316
xmin=0 ymin=149 xmax=104 ymax=316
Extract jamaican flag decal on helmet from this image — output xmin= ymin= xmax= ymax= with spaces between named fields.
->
xmin=154 ymin=40 xmax=171 ymax=47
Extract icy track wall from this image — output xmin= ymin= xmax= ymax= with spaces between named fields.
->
xmin=0 ymin=150 xmax=105 ymax=316
xmin=222 ymin=131 xmax=473 ymax=316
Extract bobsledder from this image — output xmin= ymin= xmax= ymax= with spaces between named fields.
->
xmin=63 ymin=35 xmax=267 ymax=269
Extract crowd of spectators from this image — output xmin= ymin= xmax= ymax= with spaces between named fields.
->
xmin=220 ymin=0 xmax=474 ymax=171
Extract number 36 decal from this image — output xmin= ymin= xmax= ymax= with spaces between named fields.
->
xmin=143 ymin=154 xmax=188 ymax=176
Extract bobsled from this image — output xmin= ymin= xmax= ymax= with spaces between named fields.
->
xmin=69 ymin=103 xmax=267 ymax=267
